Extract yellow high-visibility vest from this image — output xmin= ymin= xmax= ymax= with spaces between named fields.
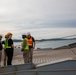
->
xmin=22 ymin=38 xmax=29 ymax=50
xmin=5 ymin=39 xmax=11 ymax=48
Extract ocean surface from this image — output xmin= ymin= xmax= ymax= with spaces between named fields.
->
xmin=14 ymin=39 xmax=76 ymax=49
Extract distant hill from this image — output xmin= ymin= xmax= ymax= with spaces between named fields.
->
xmin=13 ymin=38 xmax=76 ymax=42
xmin=36 ymin=38 xmax=76 ymax=42
xmin=53 ymin=42 xmax=76 ymax=50
xmin=13 ymin=39 xmax=22 ymax=42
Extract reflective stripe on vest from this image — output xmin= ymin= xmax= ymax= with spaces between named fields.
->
xmin=27 ymin=37 xmax=33 ymax=46
xmin=22 ymin=38 xmax=29 ymax=50
xmin=5 ymin=39 xmax=11 ymax=48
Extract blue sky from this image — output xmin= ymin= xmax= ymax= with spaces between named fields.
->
xmin=0 ymin=0 xmax=76 ymax=39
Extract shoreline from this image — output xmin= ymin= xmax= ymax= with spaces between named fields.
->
xmin=53 ymin=42 xmax=76 ymax=50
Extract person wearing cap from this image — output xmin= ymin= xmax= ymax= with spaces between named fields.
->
xmin=2 ymin=34 xmax=8 ymax=66
xmin=21 ymin=34 xmax=29 ymax=63
xmin=0 ymin=34 xmax=3 ymax=66
xmin=4 ymin=32 xmax=14 ymax=65
xmin=26 ymin=32 xmax=35 ymax=63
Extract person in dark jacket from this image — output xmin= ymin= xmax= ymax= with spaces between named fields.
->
xmin=0 ymin=34 xmax=3 ymax=66
xmin=5 ymin=32 xmax=14 ymax=65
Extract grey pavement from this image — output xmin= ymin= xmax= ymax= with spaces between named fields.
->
xmin=12 ymin=48 xmax=76 ymax=65
xmin=1 ymin=48 xmax=76 ymax=66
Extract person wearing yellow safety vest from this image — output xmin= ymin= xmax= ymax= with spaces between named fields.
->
xmin=4 ymin=32 xmax=14 ymax=65
xmin=26 ymin=32 xmax=35 ymax=63
xmin=21 ymin=34 xmax=29 ymax=63
xmin=2 ymin=34 xmax=8 ymax=66
xmin=0 ymin=34 xmax=3 ymax=66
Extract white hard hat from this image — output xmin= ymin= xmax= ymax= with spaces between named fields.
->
xmin=27 ymin=32 xmax=31 ymax=35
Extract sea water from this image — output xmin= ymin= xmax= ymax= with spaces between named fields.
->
xmin=14 ymin=39 xmax=76 ymax=49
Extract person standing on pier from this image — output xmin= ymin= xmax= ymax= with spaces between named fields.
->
xmin=0 ymin=34 xmax=3 ymax=66
xmin=2 ymin=34 xmax=8 ymax=66
xmin=5 ymin=32 xmax=14 ymax=65
xmin=21 ymin=34 xmax=29 ymax=63
xmin=27 ymin=32 xmax=35 ymax=63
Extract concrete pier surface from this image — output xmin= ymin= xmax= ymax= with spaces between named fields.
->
xmin=0 ymin=45 xmax=76 ymax=75
xmin=1 ymin=47 xmax=76 ymax=66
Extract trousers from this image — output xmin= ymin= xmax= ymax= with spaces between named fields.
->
xmin=5 ymin=48 xmax=13 ymax=65
xmin=23 ymin=50 xmax=29 ymax=63
xmin=0 ymin=50 xmax=2 ymax=66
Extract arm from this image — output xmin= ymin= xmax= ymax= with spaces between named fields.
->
xmin=11 ymin=44 xmax=14 ymax=49
xmin=32 ymin=37 xmax=35 ymax=49
xmin=33 ymin=41 xmax=35 ymax=49
xmin=11 ymin=40 xmax=14 ymax=49
xmin=9 ymin=39 xmax=14 ymax=49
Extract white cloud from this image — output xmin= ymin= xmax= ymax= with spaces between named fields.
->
xmin=0 ymin=0 xmax=76 ymax=39
xmin=12 ymin=28 xmax=76 ymax=39
xmin=0 ymin=0 xmax=76 ymax=22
